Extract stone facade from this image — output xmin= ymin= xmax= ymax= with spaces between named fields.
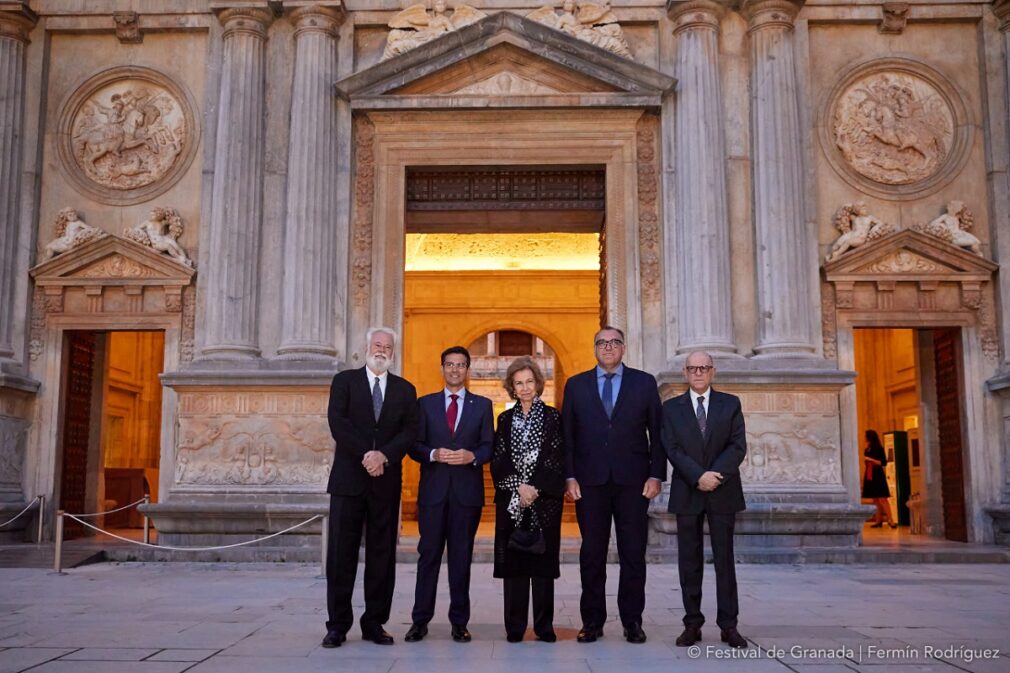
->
xmin=1 ymin=0 xmax=1009 ymax=550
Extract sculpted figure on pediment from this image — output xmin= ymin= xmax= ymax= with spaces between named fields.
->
xmin=527 ymin=0 xmax=633 ymax=59
xmin=382 ymin=0 xmax=487 ymax=60
xmin=124 ymin=207 xmax=193 ymax=268
xmin=912 ymin=200 xmax=982 ymax=255
xmin=833 ymin=72 xmax=952 ymax=185
xmin=825 ymin=202 xmax=894 ymax=262
xmin=43 ymin=208 xmax=104 ymax=260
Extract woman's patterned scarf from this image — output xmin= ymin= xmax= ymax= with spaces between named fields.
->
xmin=506 ymin=396 xmax=546 ymax=524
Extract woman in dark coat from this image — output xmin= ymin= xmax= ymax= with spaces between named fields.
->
xmin=491 ymin=356 xmax=565 ymax=643
xmin=862 ymin=429 xmax=896 ymax=528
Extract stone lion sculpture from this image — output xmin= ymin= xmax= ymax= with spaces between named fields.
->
xmin=825 ymin=202 xmax=894 ymax=262
xmin=912 ymin=200 xmax=982 ymax=255
xmin=123 ymin=207 xmax=193 ymax=267
xmin=42 ymin=208 xmax=103 ymax=260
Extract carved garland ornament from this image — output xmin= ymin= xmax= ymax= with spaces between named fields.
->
xmin=57 ymin=66 xmax=199 ymax=206
xmin=352 ymin=117 xmax=376 ymax=308
xmin=823 ymin=59 xmax=971 ymax=200
xmin=636 ymin=116 xmax=661 ymax=303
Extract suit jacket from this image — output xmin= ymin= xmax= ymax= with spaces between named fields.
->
xmin=661 ymin=388 xmax=747 ymax=514
xmin=408 ymin=390 xmax=494 ymax=507
xmin=562 ymin=366 xmax=667 ymax=487
xmin=326 ymin=367 xmax=419 ymax=498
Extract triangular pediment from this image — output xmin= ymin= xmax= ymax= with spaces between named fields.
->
xmin=30 ymin=234 xmax=195 ymax=287
xmin=824 ymin=229 xmax=997 ymax=282
xmin=335 ymin=12 xmax=675 ymax=110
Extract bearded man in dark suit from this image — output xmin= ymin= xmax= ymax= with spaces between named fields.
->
xmin=322 ymin=327 xmax=418 ymax=648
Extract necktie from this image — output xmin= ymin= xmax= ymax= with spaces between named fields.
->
xmin=447 ymin=393 xmax=459 ymax=433
xmin=372 ymin=377 xmax=383 ymax=421
xmin=602 ymin=373 xmax=616 ymax=418
xmin=696 ymin=395 xmax=707 ymax=435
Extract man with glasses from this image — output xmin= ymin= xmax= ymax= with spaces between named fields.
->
xmin=404 ymin=346 xmax=493 ymax=644
xmin=562 ymin=326 xmax=666 ymax=644
xmin=661 ymin=351 xmax=748 ymax=650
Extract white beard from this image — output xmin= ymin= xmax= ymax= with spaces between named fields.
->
xmin=366 ymin=353 xmax=391 ymax=374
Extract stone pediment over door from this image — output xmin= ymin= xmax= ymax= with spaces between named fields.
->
xmin=335 ymin=12 xmax=675 ymax=110
xmin=821 ymin=229 xmax=999 ymax=359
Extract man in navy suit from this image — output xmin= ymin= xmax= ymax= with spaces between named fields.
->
xmin=662 ymin=351 xmax=748 ymax=650
xmin=323 ymin=327 xmax=418 ymax=648
xmin=404 ymin=346 xmax=493 ymax=644
xmin=562 ymin=326 xmax=666 ymax=644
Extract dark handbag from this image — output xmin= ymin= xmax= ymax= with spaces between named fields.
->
xmin=508 ymin=508 xmax=546 ymax=554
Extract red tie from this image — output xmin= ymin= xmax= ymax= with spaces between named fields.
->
xmin=447 ymin=394 xmax=459 ymax=434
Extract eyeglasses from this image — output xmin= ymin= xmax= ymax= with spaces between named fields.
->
xmin=595 ymin=339 xmax=624 ymax=349
xmin=443 ymin=362 xmax=469 ymax=370
xmin=685 ymin=365 xmax=713 ymax=375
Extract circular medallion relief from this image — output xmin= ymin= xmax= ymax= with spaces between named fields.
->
xmin=57 ymin=66 xmax=200 ymax=206
xmin=821 ymin=58 xmax=971 ymax=201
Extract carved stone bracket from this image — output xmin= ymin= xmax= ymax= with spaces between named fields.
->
xmin=113 ymin=11 xmax=142 ymax=43
xmin=879 ymin=2 xmax=909 ymax=34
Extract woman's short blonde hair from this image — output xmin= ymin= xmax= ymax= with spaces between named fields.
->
xmin=503 ymin=356 xmax=546 ymax=399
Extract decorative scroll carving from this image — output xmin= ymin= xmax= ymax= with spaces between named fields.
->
xmin=57 ymin=67 xmax=199 ymax=205
xmin=825 ymin=202 xmax=894 ymax=262
xmin=878 ymin=2 xmax=909 ymax=34
xmin=28 ymin=287 xmax=45 ymax=361
xmin=455 ymin=72 xmax=560 ymax=95
xmin=979 ymin=283 xmax=999 ymax=361
xmin=857 ymin=250 xmax=941 ymax=274
xmin=113 ymin=11 xmax=142 ymax=44
xmin=352 ymin=117 xmax=376 ymax=308
xmin=821 ymin=282 xmax=837 ymax=360
xmin=911 ymin=201 xmax=982 ymax=255
xmin=636 ymin=116 xmax=660 ymax=302
xmin=180 ymin=285 xmax=196 ymax=362
xmin=832 ymin=71 xmax=953 ymax=186
xmin=74 ymin=254 xmax=160 ymax=279
xmin=123 ymin=207 xmax=193 ymax=267
xmin=382 ymin=1 xmax=486 ymax=60
xmin=527 ymin=0 xmax=633 ymax=59
xmin=43 ymin=208 xmax=103 ymax=261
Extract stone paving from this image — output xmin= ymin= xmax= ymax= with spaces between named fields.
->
xmin=0 ymin=562 xmax=1008 ymax=673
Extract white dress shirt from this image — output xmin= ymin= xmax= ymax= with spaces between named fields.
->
xmin=366 ymin=368 xmax=388 ymax=399
xmin=430 ymin=387 xmax=467 ymax=462
xmin=689 ymin=387 xmax=711 ymax=417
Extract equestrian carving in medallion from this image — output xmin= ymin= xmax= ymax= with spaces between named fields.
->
xmin=382 ymin=0 xmax=486 ymax=60
xmin=527 ymin=0 xmax=633 ymax=59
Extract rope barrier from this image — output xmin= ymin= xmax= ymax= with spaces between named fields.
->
xmin=67 ymin=496 xmax=148 ymax=518
xmin=0 ymin=497 xmax=40 ymax=529
xmin=62 ymin=513 xmax=323 ymax=552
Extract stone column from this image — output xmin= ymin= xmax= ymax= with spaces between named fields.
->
xmin=277 ymin=5 xmax=345 ymax=360
xmin=741 ymin=0 xmax=816 ymax=356
xmin=667 ymin=0 xmax=735 ymax=354
xmin=200 ymin=8 xmax=273 ymax=360
xmin=0 ymin=8 xmax=36 ymax=363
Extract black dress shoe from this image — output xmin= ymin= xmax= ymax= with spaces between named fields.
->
xmin=321 ymin=632 xmax=346 ymax=648
xmin=720 ymin=627 xmax=747 ymax=649
xmin=675 ymin=625 xmax=702 ymax=647
xmin=623 ymin=623 xmax=647 ymax=644
xmin=535 ymin=630 xmax=557 ymax=643
xmin=404 ymin=623 xmax=428 ymax=642
xmin=576 ymin=625 xmax=603 ymax=643
xmin=506 ymin=632 xmax=524 ymax=643
xmin=363 ymin=629 xmax=395 ymax=645
xmin=451 ymin=625 xmax=472 ymax=643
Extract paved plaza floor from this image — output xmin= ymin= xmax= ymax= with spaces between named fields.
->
xmin=0 ymin=562 xmax=1008 ymax=673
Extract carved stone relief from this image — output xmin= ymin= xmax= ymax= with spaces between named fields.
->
xmin=352 ymin=117 xmax=376 ymax=308
xmin=113 ymin=11 xmax=142 ymax=43
xmin=636 ymin=116 xmax=661 ymax=303
xmin=454 ymin=72 xmax=560 ymax=95
xmin=123 ymin=207 xmax=193 ymax=267
xmin=738 ymin=392 xmax=843 ymax=486
xmin=175 ymin=391 xmax=333 ymax=488
xmin=823 ymin=59 xmax=970 ymax=200
xmin=911 ymin=201 xmax=983 ymax=255
xmin=879 ymin=2 xmax=909 ymax=34
xmin=382 ymin=1 xmax=486 ymax=60
xmin=42 ymin=208 xmax=104 ymax=261
xmin=527 ymin=1 xmax=633 ymax=59
xmin=180 ymin=285 xmax=196 ymax=363
xmin=0 ymin=415 xmax=29 ymax=488
xmin=820 ymin=282 xmax=837 ymax=360
xmin=57 ymin=67 xmax=199 ymax=206
xmin=825 ymin=202 xmax=894 ymax=262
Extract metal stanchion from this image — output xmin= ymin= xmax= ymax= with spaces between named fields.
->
xmin=53 ymin=510 xmax=65 ymax=574
xmin=36 ymin=495 xmax=45 ymax=544
xmin=142 ymin=494 xmax=151 ymax=545
xmin=320 ymin=514 xmax=328 ymax=579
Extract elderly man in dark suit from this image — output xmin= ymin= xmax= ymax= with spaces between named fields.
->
xmin=323 ymin=327 xmax=418 ymax=648
xmin=404 ymin=346 xmax=493 ymax=644
xmin=662 ymin=351 xmax=748 ymax=650
xmin=562 ymin=326 xmax=666 ymax=644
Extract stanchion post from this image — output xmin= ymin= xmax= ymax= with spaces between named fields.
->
xmin=320 ymin=515 xmax=328 ymax=578
xmin=142 ymin=494 xmax=151 ymax=545
xmin=36 ymin=495 xmax=45 ymax=544
xmin=53 ymin=510 xmax=65 ymax=574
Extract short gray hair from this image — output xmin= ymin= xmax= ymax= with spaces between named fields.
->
xmin=365 ymin=326 xmax=398 ymax=348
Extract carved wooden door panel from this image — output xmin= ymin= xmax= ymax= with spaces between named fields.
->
xmin=59 ymin=331 xmax=97 ymax=539
xmin=932 ymin=327 xmax=968 ymax=542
